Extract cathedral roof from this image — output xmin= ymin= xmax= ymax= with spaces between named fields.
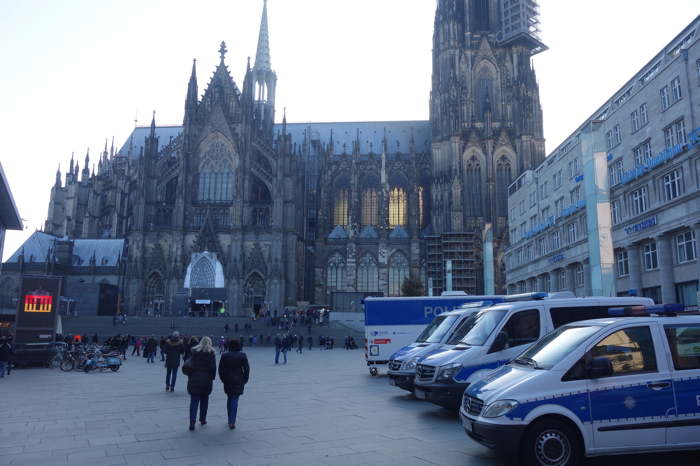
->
xmin=328 ymin=225 xmax=348 ymax=240
xmin=5 ymin=231 xmax=124 ymax=267
xmin=358 ymin=226 xmax=379 ymax=239
xmin=388 ymin=226 xmax=409 ymax=239
xmin=283 ymin=120 xmax=432 ymax=156
xmin=118 ymin=125 xmax=183 ymax=159
xmin=117 ymin=120 xmax=432 ymax=160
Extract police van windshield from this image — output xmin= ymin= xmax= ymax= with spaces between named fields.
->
xmin=513 ymin=324 xmax=602 ymax=370
xmin=446 ymin=312 xmax=481 ymax=345
xmin=416 ymin=314 xmax=459 ymax=343
xmin=458 ymin=309 xmax=508 ymax=346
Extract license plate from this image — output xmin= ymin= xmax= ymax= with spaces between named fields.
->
xmin=414 ymin=388 xmax=428 ymax=400
xmin=461 ymin=415 xmax=473 ymax=433
xmin=389 ymin=378 xmax=396 ymax=386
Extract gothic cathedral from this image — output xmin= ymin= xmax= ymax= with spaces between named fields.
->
xmin=42 ymin=0 xmax=546 ymax=315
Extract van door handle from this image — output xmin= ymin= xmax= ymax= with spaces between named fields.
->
xmin=647 ymin=382 xmax=670 ymax=390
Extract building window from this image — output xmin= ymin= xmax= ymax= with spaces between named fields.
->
xmin=496 ymin=157 xmax=512 ymax=217
xmin=569 ymin=185 xmax=581 ymax=205
xmin=644 ymin=241 xmax=658 ymax=271
xmin=357 ymin=255 xmax=379 ymax=292
xmin=631 ymin=109 xmax=639 ymax=132
xmin=633 ymin=140 xmax=652 ymax=167
xmin=526 ymin=243 xmax=533 ymax=261
xmin=660 ymin=85 xmax=670 ymax=110
xmin=555 ymin=197 xmax=564 ymax=215
xmin=537 ymin=237 xmax=548 ymax=256
xmin=466 ymin=158 xmax=483 ymax=217
xmin=670 ymin=76 xmax=682 ymax=103
xmin=389 ymin=187 xmax=407 ymax=228
xmin=606 ymin=130 xmax=614 ymax=150
xmin=361 ymin=188 xmax=379 ymax=226
xmin=616 ymin=249 xmax=629 ymax=277
xmin=550 ymin=229 xmax=561 ymax=251
xmin=388 ymin=253 xmax=409 ymax=297
xmin=333 ymin=189 xmax=349 ymax=226
xmin=568 ymin=158 xmax=581 ymax=178
xmin=676 ymin=231 xmax=697 ymax=264
xmin=639 ymin=103 xmax=648 ymax=126
xmin=326 ymin=254 xmax=346 ymax=291
xmin=543 ymin=274 xmax=551 ymax=292
xmin=608 ymin=159 xmax=624 ymax=186
xmin=611 ymin=199 xmax=622 ymax=224
xmin=528 ymin=191 xmax=537 ymax=207
xmin=541 ymin=207 xmax=550 ymax=220
xmin=663 ymin=118 xmax=687 ymax=149
xmin=510 ymin=228 xmax=517 ymax=244
xmin=575 ymin=263 xmax=584 ymax=287
xmin=613 ymin=124 xmax=622 ymax=145
xmin=630 ymin=186 xmax=648 ymax=216
xmin=553 ymin=170 xmax=562 ymax=190
xmin=559 ymin=269 xmax=567 ymax=290
xmin=567 ymin=222 xmax=578 ymax=243
xmin=663 ymin=168 xmax=683 ymax=201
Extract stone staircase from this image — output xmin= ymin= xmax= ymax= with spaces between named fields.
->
xmin=60 ymin=315 xmax=363 ymax=346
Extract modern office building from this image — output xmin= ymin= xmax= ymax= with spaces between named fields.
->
xmin=505 ymin=15 xmax=700 ymax=308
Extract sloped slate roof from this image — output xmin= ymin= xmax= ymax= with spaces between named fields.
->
xmin=388 ymin=226 xmax=409 ymax=239
xmin=118 ymin=126 xmax=183 ymax=159
xmin=283 ymin=121 xmax=432 ymax=156
xmin=5 ymin=231 xmax=124 ymax=267
xmin=328 ymin=225 xmax=348 ymax=240
xmin=358 ymin=226 xmax=379 ymax=239
xmin=118 ymin=120 xmax=432 ymax=160
xmin=6 ymin=231 xmax=55 ymax=263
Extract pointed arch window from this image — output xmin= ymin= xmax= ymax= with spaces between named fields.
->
xmin=190 ymin=257 xmax=215 ymax=288
xmin=326 ymin=254 xmax=346 ymax=292
xmin=417 ymin=186 xmax=426 ymax=228
xmin=389 ymin=187 xmax=407 ymax=228
xmin=496 ymin=156 xmax=512 ymax=217
xmin=357 ymin=255 xmax=379 ymax=292
xmin=198 ymin=143 xmax=234 ymax=202
xmin=388 ymin=253 xmax=409 ymax=297
xmin=361 ymin=188 xmax=379 ymax=226
xmin=333 ymin=189 xmax=349 ymax=227
xmin=466 ymin=157 xmax=483 ymax=217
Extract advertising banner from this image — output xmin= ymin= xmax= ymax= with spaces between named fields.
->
xmin=14 ymin=275 xmax=61 ymax=344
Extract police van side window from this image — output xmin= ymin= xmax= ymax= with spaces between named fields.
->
xmin=590 ymin=326 xmax=658 ymax=375
xmin=549 ymin=306 xmax=613 ymax=328
xmin=499 ymin=309 xmax=540 ymax=349
xmin=664 ymin=325 xmax=700 ymax=370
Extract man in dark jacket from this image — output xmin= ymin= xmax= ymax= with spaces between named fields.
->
xmin=0 ymin=338 xmax=12 ymax=377
xmin=164 ymin=332 xmax=184 ymax=391
xmin=218 ymin=339 xmax=250 ymax=429
xmin=145 ymin=335 xmax=158 ymax=363
xmin=274 ymin=335 xmax=283 ymax=364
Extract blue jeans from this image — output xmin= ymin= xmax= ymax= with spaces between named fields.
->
xmin=0 ymin=361 xmax=5 ymax=377
xmin=189 ymin=394 xmax=209 ymax=423
xmin=166 ymin=366 xmax=178 ymax=388
xmin=147 ymin=352 xmax=154 ymax=363
xmin=275 ymin=349 xmax=280 ymax=364
xmin=227 ymin=395 xmax=240 ymax=425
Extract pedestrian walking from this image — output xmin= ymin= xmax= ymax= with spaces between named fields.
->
xmin=164 ymin=332 xmax=185 ymax=392
xmin=0 ymin=338 xmax=12 ymax=378
xmin=274 ymin=334 xmax=283 ymax=364
xmin=159 ymin=336 xmax=166 ymax=361
xmin=297 ymin=335 xmax=303 ymax=354
xmin=307 ymin=335 xmax=312 ymax=350
xmin=184 ymin=336 xmax=216 ymax=431
xmin=145 ymin=335 xmax=158 ymax=363
xmin=132 ymin=337 xmax=142 ymax=356
xmin=218 ymin=339 xmax=250 ymax=430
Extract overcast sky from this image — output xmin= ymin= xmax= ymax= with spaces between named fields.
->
xmin=1 ymin=0 xmax=698 ymax=260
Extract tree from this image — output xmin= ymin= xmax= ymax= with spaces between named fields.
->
xmin=401 ymin=276 xmax=425 ymax=297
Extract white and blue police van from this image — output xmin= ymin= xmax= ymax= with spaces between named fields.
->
xmin=413 ymin=294 xmax=653 ymax=409
xmin=363 ymin=293 xmax=504 ymax=376
xmin=459 ymin=304 xmax=700 ymax=465
xmin=387 ymin=301 xmax=500 ymax=392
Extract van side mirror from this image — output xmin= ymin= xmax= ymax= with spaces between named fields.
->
xmin=490 ymin=332 xmax=508 ymax=353
xmin=586 ymin=357 xmax=613 ymax=379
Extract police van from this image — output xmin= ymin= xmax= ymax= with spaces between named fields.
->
xmin=413 ymin=294 xmax=653 ymax=409
xmin=387 ymin=301 xmax=496 ymax=392
xmin=459 ymin=304 xmax=700 ymax=465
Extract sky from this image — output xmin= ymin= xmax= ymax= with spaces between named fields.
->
xmin=1 ymin=0 xmax=698 ymax=260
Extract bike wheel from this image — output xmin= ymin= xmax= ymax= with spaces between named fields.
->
xmin=60 ymin=359 xmax=74 ymax=372
xmin=110 ymin=365 xmax=120 ymax=372
xmin=50 ymin=355 xmax=62 ymax=368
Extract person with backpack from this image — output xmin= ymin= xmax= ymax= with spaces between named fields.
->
xmin=183 ymin=336 xmax=216 ymax=431
xmin=218 ymin=339 xmax=250 ymax=430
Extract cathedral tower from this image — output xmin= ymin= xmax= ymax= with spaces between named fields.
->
xmin=429 ymin=0 xmax=546 ymax=293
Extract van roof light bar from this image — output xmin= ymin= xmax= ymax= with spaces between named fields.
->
xmin=608 ymin=304 xmax=685 ymax=317
xmin=505 ymin=291 xmax=576 ymax=302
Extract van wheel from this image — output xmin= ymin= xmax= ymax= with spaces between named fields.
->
xmin=522 ymin=419 xmax=582 ymax=466
xmin=369 ymin=367 xmax=378 ymax=376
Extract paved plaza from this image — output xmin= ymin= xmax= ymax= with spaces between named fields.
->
xmin=1 ymin=348 xmax=698 ymax=466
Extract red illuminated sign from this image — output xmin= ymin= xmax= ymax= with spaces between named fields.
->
xmin=24 ymin=292 xmax=53 ymax=313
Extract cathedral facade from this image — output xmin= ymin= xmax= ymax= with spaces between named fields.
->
xmin=40 ymin=0 xmax=547 ymax=315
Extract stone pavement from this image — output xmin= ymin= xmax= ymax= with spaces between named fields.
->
xmin=0 ymin=348 xmax=698 ymax=466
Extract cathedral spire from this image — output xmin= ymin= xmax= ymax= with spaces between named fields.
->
xmin=254 ymin=0 xmax=272 ymax=72
xmin=150 ymin=110 xmax=156 ymax=137
xmin=110 ymin=136 xmax=114 ymax=157
xmin=184 ymin=59 xmax=198 ymax=125
xmin=55 ymin=164 xmax=61 ymax=187
xmin=282 ymin=107 xmax=287 ymax=135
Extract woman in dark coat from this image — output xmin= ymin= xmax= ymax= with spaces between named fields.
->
xmin=184 ymin=336 xmax=216 ymax=431
xmin=218 ymin=339 xmax=250 ymax=429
